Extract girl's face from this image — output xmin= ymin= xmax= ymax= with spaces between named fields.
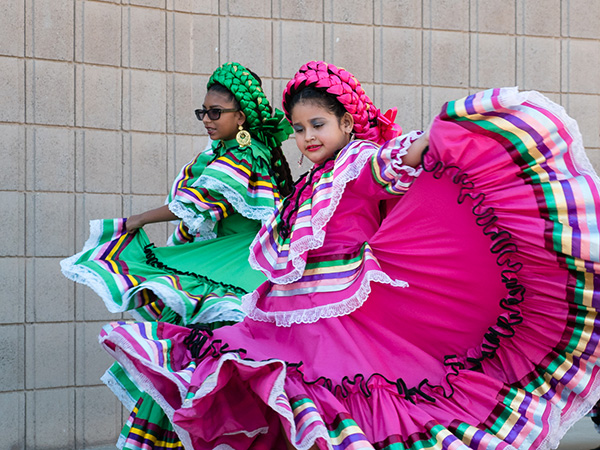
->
xmin=290 ymin=100 xmax=353 ymax=166
xmin=201 ymin=90 xmax=246 ymax=142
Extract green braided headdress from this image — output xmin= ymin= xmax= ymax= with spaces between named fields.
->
xmin=207 ymin=62 xmax=293 ymax=149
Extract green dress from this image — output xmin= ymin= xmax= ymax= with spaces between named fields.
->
xmin=61 ymin=138 xmax=280 ymax=449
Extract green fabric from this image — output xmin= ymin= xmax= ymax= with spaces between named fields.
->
xmin=166 ymin=138 xmax=280 ymax=245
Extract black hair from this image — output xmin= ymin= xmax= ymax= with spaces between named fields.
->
xmin=285 ymin=86 xmax=347 ymax=122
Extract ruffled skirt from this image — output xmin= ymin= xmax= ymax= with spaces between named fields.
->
xmin=100 ymin=88 xmax=600 ymax=449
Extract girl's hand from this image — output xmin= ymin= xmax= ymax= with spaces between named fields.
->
xmin=126 ymin=213 xmax=146 ymax=233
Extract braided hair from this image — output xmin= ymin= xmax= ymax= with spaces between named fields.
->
xmin=282 ymin=61 xmax=402 ymax=145
xmin=207 ymin=62 xmax=294 ymax=197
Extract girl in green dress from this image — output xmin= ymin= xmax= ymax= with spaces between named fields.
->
xmin=61 ymin=62 xmax=293 ymax=450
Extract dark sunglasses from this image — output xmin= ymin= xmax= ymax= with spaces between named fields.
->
xmin=194 ymin=108 xmax=239 ymax=121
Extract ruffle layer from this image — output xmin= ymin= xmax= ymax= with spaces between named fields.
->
xmin=167 ymin=139 xmax=280 ymax=242
xmin=243 ymin=243 xmax=408 ymax=326
xmin=60 ymin=218 xmax=261 ymax=325
xmin=99 ymin=88 xmax=600 ymax=449
xmin=100 ymin=321 xmax=568 ymax=450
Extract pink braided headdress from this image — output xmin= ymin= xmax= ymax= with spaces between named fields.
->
xmin=282 ymin=61 xmax=402 ymax=145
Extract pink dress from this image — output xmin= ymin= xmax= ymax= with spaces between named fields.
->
xmin=101 ymin=88 xmax=600 ymax=450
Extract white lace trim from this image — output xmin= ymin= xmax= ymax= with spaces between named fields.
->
xmin=168 ymin=175 xmax=276 ymax=240
xmin=126 ymin=282 xmax=246 ymax=325
xmin=101 ymin=328 xmax=195 ymax=450
xmin=248 ymin=142 xmax=379 ymax=285
xmin=536 ymin=363 xmax=600 ymax=450
xmin=100 ymin=368 xmax=137 ymax=411
xmin=167 ymin=199 xmax=216 ymax=240
xmin=243 ymin=268 xmax=408 ymax=327
xmin=197 ymin=175 xmax=277 ymax=223
xmin=60 ymin=219 xmax=125 ymax=313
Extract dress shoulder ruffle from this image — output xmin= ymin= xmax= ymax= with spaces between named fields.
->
xmin=168 ymin=139 xmax=280 ymax=244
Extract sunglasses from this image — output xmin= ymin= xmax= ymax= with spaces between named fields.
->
xmin=194 ymin=108 xmax=239 ymax=121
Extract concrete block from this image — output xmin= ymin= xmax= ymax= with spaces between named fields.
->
xmin=470 ymin=0 xmax=516 ymax=34
xmin=30 ymin=127 xmax=75 ymax=192
xmin=325 ymin=0 xmax=373 ymax=24
xmin=125 ymin=5 xmax=166 ymax=71
xmin=77 ymin=129 xmax=123 ymax=193
xmin=26 ymin=388 xmax=75 ymax=449
xmin=564 ymin=94 xmax=600 ymax=148
xmin=274 ymin=21 xmax=324 ymax=79
xmin=424 ymin=0 xmax=469 ymax=30
xmin=0 ymin=325 xmax=25 ymax=391
xmin=375 ymin=27 xmax=422 ymax=85
xmin=219 ymin=17 xmax=272 ymax=77
xmin=374 ymin=0 xmax=422 ymax=27
xmin=72 ymin=195 xmax=124 ymax=321
xmin=324 ymin=24 xmax=374 ymax=84
xmin=26 ymin=59 xmax=75 ymax=126
xmin=587 ymin=148 xmax=600 ymax=174
xmin=25 ymin=257 xmax=74 ymax=322
xmin=76 ymin=323 xmax=118 ymax=386
xmin=167 ymin=73 xmax=204 ymax=135
xmin=423 ymin=86 xmax=469 ymax=126
xmin=75 ymin=281 xmax=126 ymax=322
xmin=517 ymin=0 xmax=560 ymax=36
xmin=129 ymin=0 xmax=165 ymax=8
xmin=423 ymin=30 xmax=469 ymax=87
xmin=168 ymin=135 xmax=206 ymax=182
xmin=125 ymin=194 xmax=171 ymax=244
xmin=0 ymin=124 xmax=25 ymax=190
xmin=224 ymin=0 xmax=271 ymax=17
xmin=76 ymin=0 xmax=122 ymax=65
xmin=26 ymin=192 xmax=75 ymax=257
xmin=470 ymin=33 xmax=516 ymax=89
xmin=281 ymin=138 xmax=307 ymax=180
xmin=74 ymin=193 xmax=123 ymax=230
xmin=562 ymin=39 xmax=600 ymax=94
xmin=0 ymin=392 xmax=25 ymax=449
xmin=562 ymin=0 xmax=600 ymax=39
xmin=0 ymin=57 xmax=25 ymax=122
xmin=167 ymin=0 xmax=218 ymax=14
xmin=124 ymin=69 xmax=167 ymax=133
xmin=375 ymin=84 xmax=423 ymax=134
xmin=25 ymin=0 xmax=74 ymax=61
xmin=516 ymin=37 xmax=561 ymax=92
xmin=124 ymin=133 xmax=168 ymax=194
xmin=0 ymin=1 xmax=25 ymax=56
xmin=25 ymin=323 xmax=74 ymax=388
xmin=0 ymin=258 xmax=25 ymax=324
xmin=76 ymin=63 xmax=123 ymax=131
xmin=275 ymin=0 xmax=323 ymax=21
xmin=167 ymin=12 xmax=219 ymax=74
xmin=75 ymin=386 xmax=124 ymax=449
xmin=0 ymin=192 xmax=25 ymax=257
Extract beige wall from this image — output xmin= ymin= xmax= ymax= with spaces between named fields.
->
xmin=1 ymin=1 xmax=599 ymax=449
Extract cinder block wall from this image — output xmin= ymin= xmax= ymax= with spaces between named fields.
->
xmin=1 ymin=1 xmax=599 ymax=449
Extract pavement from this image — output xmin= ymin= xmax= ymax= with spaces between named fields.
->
xmin=557 ymin=416 xmax=600 ymax=449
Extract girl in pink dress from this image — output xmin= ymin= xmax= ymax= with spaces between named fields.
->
xmin=100 ymin=61 xmax=600 ymax=449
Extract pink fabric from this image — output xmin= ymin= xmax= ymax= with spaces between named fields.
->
xmin=100 ymin=88 xmax=600 ymax=449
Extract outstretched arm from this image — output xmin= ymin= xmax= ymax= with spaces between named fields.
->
xmin=401 ymin=127 xmax=430 ymax=168
xmin=126 ymin=204 xmax=178 ymax=233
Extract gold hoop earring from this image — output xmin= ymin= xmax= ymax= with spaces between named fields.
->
xmin=236 ymin=125 xmax=251 ymax=148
